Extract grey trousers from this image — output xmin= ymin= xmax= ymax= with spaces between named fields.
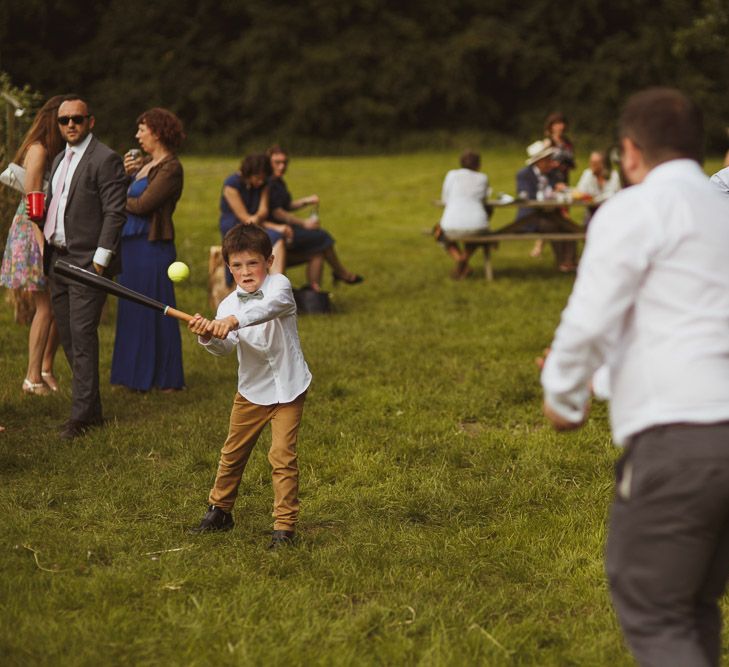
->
xmin=49 ymin=256 xmax=107 ymax=423
xmin=606 ymin=422 xmax=729 ymax=667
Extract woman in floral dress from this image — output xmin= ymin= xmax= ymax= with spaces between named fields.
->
xmin=0 ymin=95 xmax=65 ymax=394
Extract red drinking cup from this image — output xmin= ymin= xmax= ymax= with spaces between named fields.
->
xmin=26 ymin=191 xmax=46 ymax=222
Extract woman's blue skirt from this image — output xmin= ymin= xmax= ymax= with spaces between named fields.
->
xmin=110 ymin=235 xmax=185 ymax=391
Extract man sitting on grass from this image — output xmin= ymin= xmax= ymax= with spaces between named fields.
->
xmin=187 ymin=224 xmax=311 ymax=550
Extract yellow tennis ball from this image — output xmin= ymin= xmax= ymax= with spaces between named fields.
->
xmin=167 ymin=261 xmax=190 ymax=282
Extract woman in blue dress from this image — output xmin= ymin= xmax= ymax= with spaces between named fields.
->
xmin=219 ymin=153 xmax=287 ymax=285
xmin=110 ymin=108 xmax=185 ymax=391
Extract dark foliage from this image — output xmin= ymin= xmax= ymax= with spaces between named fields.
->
xmin=1 ymin=0 xmax=727 ymax=153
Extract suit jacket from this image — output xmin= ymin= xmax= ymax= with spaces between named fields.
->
xmin=515 ymin=165 xmax=561 ymax=221
xmin=43 ymin=136 xmax=127 ymax=276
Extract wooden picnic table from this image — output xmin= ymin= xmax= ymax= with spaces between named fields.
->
xmin=432 ymin=197 xmax=592 ymax=281
xmin=433 ymin=196 xmax=594 ymax=209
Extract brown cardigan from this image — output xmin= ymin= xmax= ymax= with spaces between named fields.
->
xmin=125 ymin=155 xmax=183 ymax=241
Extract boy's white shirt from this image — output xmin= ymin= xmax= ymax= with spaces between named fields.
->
xmin=199 ymin=273 xmax=311 ymax=404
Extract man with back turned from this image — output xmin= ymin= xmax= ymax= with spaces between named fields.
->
xmin=44 ymin=96 xmax=126 ymax=440
xmin=541 ymin=88 xmax=729 ymax=666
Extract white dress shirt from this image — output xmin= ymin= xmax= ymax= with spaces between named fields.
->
xmin=575 ymin=168 xmax=621 ymax=203
xmin=199 ymin=273 xmax=311 ymax=405
xmin=710 ymin=166 xmax=729 ymax=196
xmin=50 ymin=132 xmax=93 ymax=248
xmin=439 ymin=168 xmax=489 ymax=234
xmin=542 ymin=159 xmax=729 ymax=445
xmin=49 ymin=133 xmax=113 ymax=266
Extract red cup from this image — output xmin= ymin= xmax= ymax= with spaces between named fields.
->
xmin=26 ymin=191 xmax=46 ymax=222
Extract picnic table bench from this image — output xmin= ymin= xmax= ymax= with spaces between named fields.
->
xmin=432 ymin=197 xmax=589 ymax=281
xmin=445 ymin=231 xmax=587 ymax=281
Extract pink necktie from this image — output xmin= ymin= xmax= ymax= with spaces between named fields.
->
xmin=44 ymin=149 xmax=74 ymax=242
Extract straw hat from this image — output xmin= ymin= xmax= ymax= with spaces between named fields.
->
xmin=525 ymin=139 xmax=558 ymax=166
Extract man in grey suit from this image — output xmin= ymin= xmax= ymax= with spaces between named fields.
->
xmin=44 ymin=96 xmax=127 ymax=440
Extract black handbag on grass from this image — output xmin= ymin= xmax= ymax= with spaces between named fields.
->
xmin=293 ymin=287 xmax=331 ymax=314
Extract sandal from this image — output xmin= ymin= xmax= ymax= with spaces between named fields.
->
xmin=41 ymin=371 xmax=59 ymax=392
xmin=451 ymin=260 xmax=473 ymax=280
xmin=332 ymin=272 xmax=364 ymax=285
xmin=22 ymin=378 xmax=50 ymax=396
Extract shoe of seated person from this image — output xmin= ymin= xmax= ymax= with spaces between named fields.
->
xmin=268 ymin=529 xmax=295 ymax=550
xmin=189 ymin=505 xmax=234 ymax=534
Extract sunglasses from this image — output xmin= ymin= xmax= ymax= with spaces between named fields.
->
xmin=57 ymin=114 xmax=90 ymax=126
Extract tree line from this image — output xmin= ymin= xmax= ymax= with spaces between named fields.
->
xmin=1 ymin=0 xmax=727 ymax=154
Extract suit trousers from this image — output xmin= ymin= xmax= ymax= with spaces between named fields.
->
xmin=48 ymin=254 xmax=107 ymax=423
xmin=209 ymin=391 xmax=306 ymax=531
xmin=606 ymin=422 xmax=729 ymax=667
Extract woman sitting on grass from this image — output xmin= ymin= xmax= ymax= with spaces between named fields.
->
xmin=219 ymin=154 xmax=287 ymax=283
xmin=437 ymin=150 xmax=490 ymax=280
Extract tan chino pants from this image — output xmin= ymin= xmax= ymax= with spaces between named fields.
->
xmin=209 ymin=391 xmax=306 ymax=530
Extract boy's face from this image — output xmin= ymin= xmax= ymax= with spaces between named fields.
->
xmin=227 ymin=250 xmax=273 ymax=293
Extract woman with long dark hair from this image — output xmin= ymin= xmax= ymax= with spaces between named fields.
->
xmin=0 ymin=95 xmax=65 ymax=394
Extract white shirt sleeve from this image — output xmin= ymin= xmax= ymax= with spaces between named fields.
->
xmin=93 ymin=247 xmax=113 ymax=267
xmin=591 ymin=364 xmax=611 ymax=401
xmin=441 ymin=171 xmax=453 ymax=204
xmin=198 ymin=316 xmax=239 ymax=355
xmin=710 ymin=167 xmax=729 ymax=196
xmin=541 ymin=193 xmax=659 ymax=422
xmin=575 ymin=169 xmax=594 ymax=195
xmin=594 ymin=170 xmax=622 ymax=203
xmin=198 ymin=295 xmax=240 ymax=355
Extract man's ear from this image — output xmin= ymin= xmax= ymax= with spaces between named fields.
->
xmin=88 ymin=115 xmax=96 ymax=131
xmin=266 ymin=255 xmax=274 ymax=269
xmin=620 ymin=137 xmax=645 ymax=185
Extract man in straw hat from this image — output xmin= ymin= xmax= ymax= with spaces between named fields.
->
xmin=497 ymin=139 xmax=582 ymax=271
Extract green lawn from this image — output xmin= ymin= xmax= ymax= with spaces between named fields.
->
xmin=0 ymin=150 xmax=726 ymax=666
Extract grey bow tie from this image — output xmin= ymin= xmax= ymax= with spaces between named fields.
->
xmin=237 ymin=289 xmax=264 ymax=303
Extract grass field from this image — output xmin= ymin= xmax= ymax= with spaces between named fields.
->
xmin=0 ymin=150 xmax=726 ymax=666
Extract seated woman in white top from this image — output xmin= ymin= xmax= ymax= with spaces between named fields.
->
xmin=575 ymin=151 xmax=621 ymax=202
xmin=574 ymin=150 xmax=622 ymax=226
xmin=438 ymin=150 xmax=489 ymax=279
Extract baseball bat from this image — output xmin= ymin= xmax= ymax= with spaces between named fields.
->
xmin=53 ymin=259 xmax=193 ymax=323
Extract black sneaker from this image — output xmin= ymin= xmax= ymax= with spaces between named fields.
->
xmin=268 ymin=529 xmax=295 ymax=550
xmin=58 ymin=418 xmax=105 ymax=440
xmin=188 ymin=505 xmax=234 ymax=534
xmin=57 ymin=417 xmax=106 ymax=437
